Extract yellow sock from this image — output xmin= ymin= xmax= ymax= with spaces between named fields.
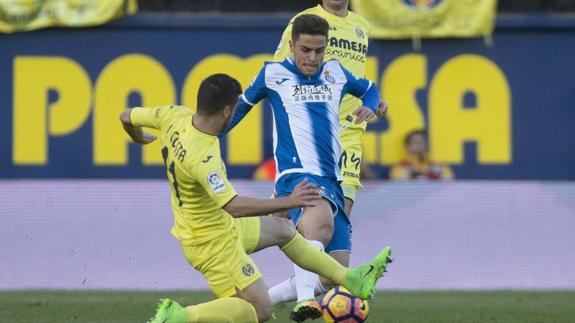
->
xmin=281 ymin=232 xmax=347 ymax=284
xmin=186 ymin=297 xmax=258 ymax=323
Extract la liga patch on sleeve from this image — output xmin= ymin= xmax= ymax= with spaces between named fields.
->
xmin=207 ymin=171 xmax=226 ymax=193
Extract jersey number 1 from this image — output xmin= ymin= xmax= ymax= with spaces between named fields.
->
xmin=162 ymin=146 xmax=183 ymax=206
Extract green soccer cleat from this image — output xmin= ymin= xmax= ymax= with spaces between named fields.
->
xmin=344 ymin=246 xmax=393 ymax=300
xmin=289 ymin=299 xmax=322 ymax=322
xmin=147 ymin=298 xmax=187 ymax=323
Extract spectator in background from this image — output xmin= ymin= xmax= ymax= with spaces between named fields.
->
xmin=389 ymin=130 xmax=454 ymax=181
xmin=252 ymin=157 xmax=276 ymax=181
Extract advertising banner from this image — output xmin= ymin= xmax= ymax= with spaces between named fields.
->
xmin=0 ymin=0 xmax=137 ymax=33
xmin=351 ymin=0 xmax=497 ymax=39
xmin=0 ymin=17 xmax=574 ymax=179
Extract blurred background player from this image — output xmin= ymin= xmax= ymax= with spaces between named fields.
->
xmin=119 ymin=73 xmax=391 ymax=323
xmin=389 ymin=129 xmax=454 ymax=181
xmin=224 ymin=14 xmax=392 ymax=321
xmin=269 ymin=0 xmax=388 ymax=318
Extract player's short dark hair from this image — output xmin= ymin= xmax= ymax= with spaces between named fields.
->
xmin=291 ymin=14 xmax=329 ymax=42
xmin=404 ymin=129 xmax=428 ymax=145
xmin=197 ymin=74 xmax=242 ymax=116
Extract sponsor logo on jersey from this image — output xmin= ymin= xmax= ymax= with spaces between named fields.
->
xmin=207 ymin=171 xmax=226 ymax=193
xmin=329 ymin=37 xmax=368 ymax=55
xmin=327 ymin=37 xmax=368 ymax=63
xmin=292 ymin=84 xmax=333 ymax=102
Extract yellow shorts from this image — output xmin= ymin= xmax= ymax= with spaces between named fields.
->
xmin=181 ymin=217 xmax=261 ymax=297
xmin=340 ymin=127 xmax=363 ymax=201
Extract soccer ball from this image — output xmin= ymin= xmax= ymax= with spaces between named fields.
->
xmin=320 ymin=285 xmax=369 ymax=322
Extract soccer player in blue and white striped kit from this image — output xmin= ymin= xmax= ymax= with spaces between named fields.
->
xmin=224 ymin=14 xmax=392 ymax=322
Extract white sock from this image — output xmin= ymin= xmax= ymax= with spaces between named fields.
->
xmin=268 ymin=270 xmax=330 ymax=305
xmin=315 ymin=279 xmax=329 ymax=295
xmin=294 ymin=240 xmax=324 ymax=302
xmin=269 ymin=275 xmax=297 ymax=306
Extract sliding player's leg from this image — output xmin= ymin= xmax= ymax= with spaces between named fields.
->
xmin=148 ymin=229 xmax=263 ymax=323
xmin=236 ymin=214 xmax=391 ymax=302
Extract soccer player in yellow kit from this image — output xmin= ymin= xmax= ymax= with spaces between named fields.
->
xmin=119 ymin=74 xmax=391 ymax=323
xmin=270 ymin=1 xmax=388 ymax=320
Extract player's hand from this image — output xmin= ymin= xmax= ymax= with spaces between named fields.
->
xmin=287 ymin=178 xmax=321 ymax=208
xmin=136 ymin=131 xmax=157 ymax=144
xmin=353 ymin=106 xmax=375 ymax=124
xmin=269 ymin=193 xmax=290 ymax=218
xmin=375 ymin=100 xmax=389 ymax=117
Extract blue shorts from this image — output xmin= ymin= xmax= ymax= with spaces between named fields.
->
xmin=274 ymin=173 xmax=352 ymax=253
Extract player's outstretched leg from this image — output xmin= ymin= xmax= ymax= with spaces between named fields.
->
xmin=148 ymin=297 xmax=258 ymax=323
xmin=343 ymin=247 xmax=393 ymax=300
xmin=280 ymin=232 xmax=393 ymax=301
xmin=148 ymin=298 xmax=187 ymax=323
xmin=284 ymin=248 xmax=392 ymax=321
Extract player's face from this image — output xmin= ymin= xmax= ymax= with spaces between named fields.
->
xmin=323 ymin=0 xmax=349 ymax=11
xmin=406 ymin=133 xmax=429 ymax=155
xmin=290 ymin=34 xmax=327 ymax=76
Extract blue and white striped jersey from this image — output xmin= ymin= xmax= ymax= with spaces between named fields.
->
xmin=226 ymin=57 xmax=380 ymax=181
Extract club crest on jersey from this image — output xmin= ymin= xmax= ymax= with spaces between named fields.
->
xmin=355 ymin=27 xmax=365 ymax=39
xmin=242 ymin=263 xmax=255 ymax=276
xmin=207 ymin=171 xmax=226 ymax=193
xmin=324 ymin=71 xmax=336 ymax=84
xmin=292 ymin=84 xmax=333 ymax=102
xmin=402 ymin=0 xmax=443 ymax=10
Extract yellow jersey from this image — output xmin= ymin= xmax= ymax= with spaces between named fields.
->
xmin=130 ymin=105 xmax=238 ymax=246
xmin=274 ymin=4 xmax=371 ymax=130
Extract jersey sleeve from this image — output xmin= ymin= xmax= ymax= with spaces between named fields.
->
xmin=130 ymin=105 xmax=179 ymax=130
xmin=273 ymin=19 xmax=294 ymax=62
xmin=223 ymin=66 xmax=268 ymax=134
xmin=194 ymin=152 xmax=238 ymax=208
xmin=340 ymin=64 xmax=380 ymax=112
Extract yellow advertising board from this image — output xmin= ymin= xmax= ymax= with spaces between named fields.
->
xmin=351 ymin=0 xmax=497 ymax=39
xmin=0 ymin=0 xmax=137 ymax=33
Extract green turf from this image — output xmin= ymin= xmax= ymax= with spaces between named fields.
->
xmin=0 ymin=290 xmax=574 ymax=322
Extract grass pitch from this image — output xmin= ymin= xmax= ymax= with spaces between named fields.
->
xmin=0 ymin=290 xmax=574 ymax=322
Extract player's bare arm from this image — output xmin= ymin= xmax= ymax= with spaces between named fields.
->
xmin=223 ymin=179 xmax=321 ymax=217
xmin=352 ymin=106 xmax=376 ymax=124
xmin=119 ymin=109 xmax=157 ymax=144
xmin=375 ymin=100 xmax=389 ymax=117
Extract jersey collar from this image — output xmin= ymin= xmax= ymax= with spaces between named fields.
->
xmin=316 ymin=4 xmax=349 ymax=20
